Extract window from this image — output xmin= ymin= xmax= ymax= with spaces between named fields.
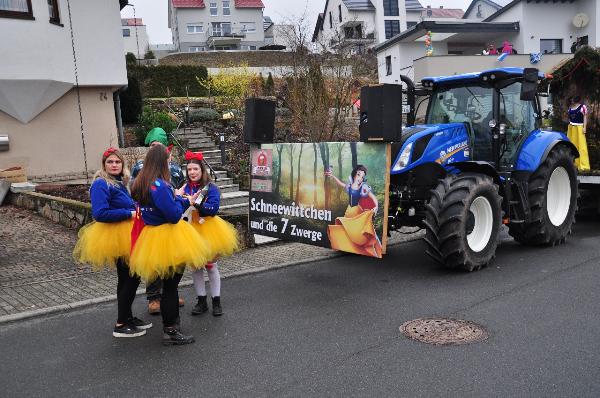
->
xmin=540 ymin=39 xmax=562 ymax=54
xmin=499 ymin=82 xmax=537 ymax=166
xmin=329 ymin=11 xmax=332 ymax=28
xmin=242 ymin=45 xmax=257 ymax=51
xmin=383 ymin=0 xmax=399 ymax=17
xmin=385 ymin=56 xmax=392 ymax=76
xmin=0 ymin=0 xmax=34 ymax=19
xmin=189 ymin=46 xmax=205 ymax=52
xmin=47 ymin=0 xmax=60 ymax=24
xmin=211 ymin=22 xmax=231 ymax=36
xmin=210 ymin=2 xmax=217 ymax=16
xmin=384 ymin=20 xmax=400 ymax=39
xmin=187 ymin=23 xmax=204 ymax=33
xmin=215 ymin=45 xmax=232 ymax=50
xmin=241 ymin=22 xmax=256 ymax=33
xmin=338 ymin=5 xmax=342 ymax=22
xmin=223 ymin=0 xmax=230 ymax=16
xmin=122 ymin=28 xmax=131 ymax=37
xmin=406 ymin=21 xmax=417 ymax=29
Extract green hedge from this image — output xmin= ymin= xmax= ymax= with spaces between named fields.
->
xmin=120 ymin=75 xmax=143 ymax=124
xmin=128 ymin=65 xmax=208 ymax=98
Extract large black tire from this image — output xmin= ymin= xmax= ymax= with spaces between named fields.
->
xmin=423 ymin=173 xmax=502 ymax=272
xmin=508 ymin=145 xmax=578 ymax=245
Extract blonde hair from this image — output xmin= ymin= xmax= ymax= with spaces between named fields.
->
xmin=94 ymin=148 xmax=130 ymax=187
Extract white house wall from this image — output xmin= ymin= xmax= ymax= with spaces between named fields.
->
xmin=174 ymin=6 xmax=265 ymax=51
xmin=378 ymin=41 xmax=448 ymax=83
xmin=123 ymin=25 xmax=150 ymax=57
xmin=464 ymin=1 xmax=500 ymax=21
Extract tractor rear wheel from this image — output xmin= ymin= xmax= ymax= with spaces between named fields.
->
xmin=508 ymin=145 xmax=577 ymax=245
xmin=423 ymin=173 xmax=502 ymax=272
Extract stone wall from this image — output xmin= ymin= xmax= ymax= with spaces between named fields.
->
xmin=8 ymin=191 xmax=92 ymax=229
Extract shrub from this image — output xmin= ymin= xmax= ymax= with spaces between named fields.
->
xmin=144 ymin=50 xmax=155 ymax=60
xmin=189 ymin=108 xmax=220 ymax=123
xmin=134 ymin=106 xmax=178 ymax=145
xmin=125 ymin=52 xmax=137 ymax=65
xmin=265 ymin=72 xmax=275 ymax=96
xmin=120 ymin=75 xmax=143 ymax=124
xmin=128 ymin=65 xmax=209 ymax=97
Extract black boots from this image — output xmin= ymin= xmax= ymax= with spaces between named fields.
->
xmin=191 ymin=295 xmax=223 ymax=316
xmin=162 ymin=326 xmax=194 ymax=346
xmin=191 ymin=296 xmax=208 ymax=315
xmin=212 ymin=296 xmax=223 ymax=317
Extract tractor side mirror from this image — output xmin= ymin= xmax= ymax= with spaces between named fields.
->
xmin=521 ymin=68 xmax=539 ymax=101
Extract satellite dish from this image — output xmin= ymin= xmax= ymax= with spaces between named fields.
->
xmin=572 ymin=13 xmax=590 ymax=29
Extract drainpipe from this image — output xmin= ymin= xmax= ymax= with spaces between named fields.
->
xmin=113 ymin=89 xmax=125 ymax=148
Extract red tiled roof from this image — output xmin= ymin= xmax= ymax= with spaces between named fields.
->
xmin=423 ymin=8 xmax=464 ymax=18
xmin=123 ymin=18 xmax=144 ymax=26
xmin=234 ymin=0 xmax=264 ymax=8
xmin=172 ymin=0 xmax=205 ymax=8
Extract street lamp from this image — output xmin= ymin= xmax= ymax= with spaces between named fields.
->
xmin=123 ymin=3 xmax=141 ymax=64
xmin=184 ymin=104 xmax=190 ymax=126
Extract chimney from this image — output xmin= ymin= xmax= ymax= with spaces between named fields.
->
xmin=427 ymin=5 xmax=432 ymax=17
xmin=440 ymin=6 xmax=443 ymax=9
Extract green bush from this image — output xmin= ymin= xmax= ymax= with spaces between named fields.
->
xmin=134 ymin=106 xmax=178 ymax=145
xmin=189 ymin=107 xmax=220 ymax=123
xmin=120 ymin=75 xmax=143 ymax=124
xmin=265 ymin=72 xmax=275 ymax=96
xmin=144 ymin=50 xmax=155 ymax=60
xmin=125 ymin=52 xmax=137 ymax=65
xmin=128 ymin=65 xmax=209 ymax=97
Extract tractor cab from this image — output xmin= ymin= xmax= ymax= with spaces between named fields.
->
xmin=421 ymin=68 xmax=544 ymax=169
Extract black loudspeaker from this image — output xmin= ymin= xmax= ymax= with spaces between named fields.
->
xmin=244 ymin=98 xmax=276 ymax=144
xmin=359 ymin=84 xmax=403 ymax=142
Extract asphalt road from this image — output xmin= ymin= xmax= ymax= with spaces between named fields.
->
xmin=1 ymin=218 xmax=600 ymax=398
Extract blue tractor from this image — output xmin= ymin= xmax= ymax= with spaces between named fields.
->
xmin=388 ymin=67 xmax=579 ymax=271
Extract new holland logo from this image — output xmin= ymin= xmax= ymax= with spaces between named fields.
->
xmin=437 ymin=141 xmax=468 ymax=164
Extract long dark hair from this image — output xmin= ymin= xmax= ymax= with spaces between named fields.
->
xmin=186 ymin=159 xmax=212 ymax=187
xmin=131 ymin=144 xmax=171 ymax=205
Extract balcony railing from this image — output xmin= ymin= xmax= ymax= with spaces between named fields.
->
xmin=207 ymin=27 xmax=246 ymax=39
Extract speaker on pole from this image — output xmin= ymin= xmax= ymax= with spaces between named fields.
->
xmin=244 ymin=98 xmax=276 ymax=144
xmin=359 ymin=84 xmax=403 ymax=142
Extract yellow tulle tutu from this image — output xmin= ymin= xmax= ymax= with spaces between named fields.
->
xmin=129 ymin=220 xmax=211 ymax=282
xmin=73 ymin=220 xmax=133 ymax=270
xmin=190 ymin=211 xmax=240 ymax=259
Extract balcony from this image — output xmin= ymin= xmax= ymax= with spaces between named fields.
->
xmin=207 ymin=27 xmax=246 ymax=48
xmin=412 ymin=53 xmax=574 ymax=82
xmin=330 ymin=31 xmax=375 ymax=49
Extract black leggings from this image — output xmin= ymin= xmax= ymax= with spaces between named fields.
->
xmin=161 ymin=272 xmax=184 ymax=327
xmin=116 ymin=259 xmax=141 ymax=324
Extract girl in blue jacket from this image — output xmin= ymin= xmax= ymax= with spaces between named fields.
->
xmin=176 ymin=151 xmax=239 ymax=316
xmin=129 ymin=144 xmax=211 ymax=346
xmin=73 ymin=148 xmax=151 ymax=338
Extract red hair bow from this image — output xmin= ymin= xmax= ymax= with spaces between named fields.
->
xmin=103 ymin=147 xmax=118 ymax=157
xmin=185 ymin=151 xmax=204 ymax=161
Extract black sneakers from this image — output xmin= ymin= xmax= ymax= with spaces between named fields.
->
xmin=212 ymin=296 xmax=223 ymax=317
xmin=129 ymin=317 xmax=153 ymax=330
xmin=162 ymin=327 xmax=195 ymax=346
xmin=191 ymin=296 xmax=208 ymax=315
xmin=113 ymin=323 xmax=146 ymax=338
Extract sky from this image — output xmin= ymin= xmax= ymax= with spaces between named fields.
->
xmin=121 ymin=0 xmax=474 ymax=45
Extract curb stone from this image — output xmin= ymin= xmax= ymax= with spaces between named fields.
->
xmin=0 ymin=232 xmax=423 ymax=325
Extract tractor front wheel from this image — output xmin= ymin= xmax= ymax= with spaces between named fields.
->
xmin=423 ymin=173 xmax=502 ymax=272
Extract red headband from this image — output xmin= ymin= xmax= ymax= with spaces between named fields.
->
xmin=185 ymin=150 xmax=204 ymax=162
xmin=103 ymin=147 xmax=118 ymax=158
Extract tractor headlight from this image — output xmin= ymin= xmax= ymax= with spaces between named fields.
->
xmin=392 ymin=142 xmax=413 ymax=172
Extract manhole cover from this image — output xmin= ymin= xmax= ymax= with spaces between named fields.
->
xmin=400 ymin=318 xmax=488 ymax=345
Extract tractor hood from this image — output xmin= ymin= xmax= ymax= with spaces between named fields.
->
xmin=391 ymin=123 xmax=470 ymax=174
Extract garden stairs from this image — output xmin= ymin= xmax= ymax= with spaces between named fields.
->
xmin=175 ymin=127 xmax=248 ymax=216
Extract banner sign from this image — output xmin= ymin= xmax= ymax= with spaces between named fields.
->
xmin=249 ymin=142 xmax=391 ymax=258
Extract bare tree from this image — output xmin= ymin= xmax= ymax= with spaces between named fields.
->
xmin=274 ymin=144 xmax=284 ymax=195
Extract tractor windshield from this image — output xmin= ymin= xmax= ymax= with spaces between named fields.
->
xmin=427 ymin=85 xmax=494 ymax=159
xmin=427 ymin=85 xmax=493 ymax=127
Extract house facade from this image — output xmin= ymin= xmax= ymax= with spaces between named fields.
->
xmin=376 ymin=0 xmax=599 ymax=84
xmin=122 ymin=18 xmax=150 ymax=58
xmin=0 ymin=0 xmax=128 ymax=179
xmin=169 ymin=0 xmax=268 ymax=52
xmin=312 ymin=0 xmax=423 ymax=53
